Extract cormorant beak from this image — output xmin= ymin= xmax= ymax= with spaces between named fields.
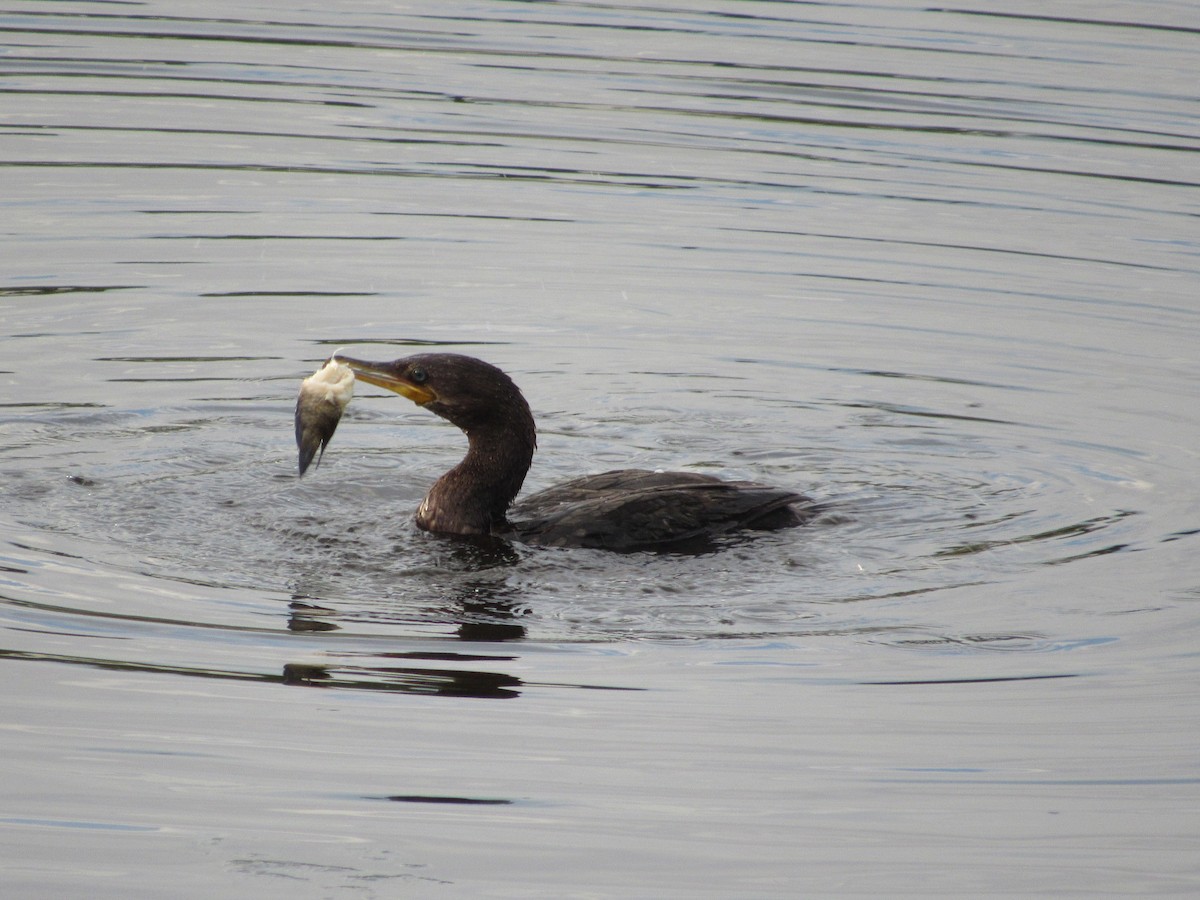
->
xmin=337 ymin=356 xmax=437 ymax=406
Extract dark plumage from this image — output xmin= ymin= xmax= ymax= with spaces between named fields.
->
xmin=326 ymin=353 xmax=815 ymax=550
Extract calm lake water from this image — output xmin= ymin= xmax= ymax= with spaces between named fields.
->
xmin=3 ymin=1 xmax=1199 ymax=896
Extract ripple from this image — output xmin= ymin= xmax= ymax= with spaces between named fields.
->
xmin=2 ymin=6 xmax=1197 ymax=893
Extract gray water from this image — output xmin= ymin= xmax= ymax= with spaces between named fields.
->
xmin=2 ymin=1 xmax=1199 ymax=896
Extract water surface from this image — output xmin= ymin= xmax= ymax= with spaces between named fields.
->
xmin=2 ymin=1 xmax=1199 ymax=896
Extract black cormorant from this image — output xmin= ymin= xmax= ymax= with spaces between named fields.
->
xmin=298 ymin=353 xmax=814 ymax=551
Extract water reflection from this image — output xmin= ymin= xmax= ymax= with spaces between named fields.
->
xmin=0 ymin=643 xmax=650 ymax=699
xmin=281 ymin=660 xmax=523 ymax=698
xmin=288 ymin=531 xmax=529 ymax=638
xmin=378 ymin=795 xmax=513 ymax=806
xmin=933 ymin=509 xmax=1138 ymax=561
xmin=288 ymin=578 xmax=529 ymax=642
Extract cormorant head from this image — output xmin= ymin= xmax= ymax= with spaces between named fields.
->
xmin=338 ymin=353 xmax=534 ymax=439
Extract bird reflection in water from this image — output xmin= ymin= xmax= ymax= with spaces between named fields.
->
xmin=281 ymin=536 xmax=528 ymax=695
xmin=286 ymin=536 xmax=528 ymax=640
xmin=280 ymin=660 xmax=524 ymax=699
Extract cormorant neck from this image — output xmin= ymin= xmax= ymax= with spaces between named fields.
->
xmin=416 ymin=418 xmax=536 ymax=536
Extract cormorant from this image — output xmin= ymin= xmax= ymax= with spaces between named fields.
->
xmin=297 ymin=353 xmax=814 ymax=551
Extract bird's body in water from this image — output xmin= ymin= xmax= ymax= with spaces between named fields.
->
xmin=296 ymin=353 xmax=814 ymax=551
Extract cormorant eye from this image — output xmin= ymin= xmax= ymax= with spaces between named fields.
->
xmin=409 ymin=367 xmax=428 ymax=384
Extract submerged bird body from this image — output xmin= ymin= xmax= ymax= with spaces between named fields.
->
xmin=509 ymin=469 xmax=806 ymax=550
xmin=298 ymin=352 xmax=813 ymax=550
